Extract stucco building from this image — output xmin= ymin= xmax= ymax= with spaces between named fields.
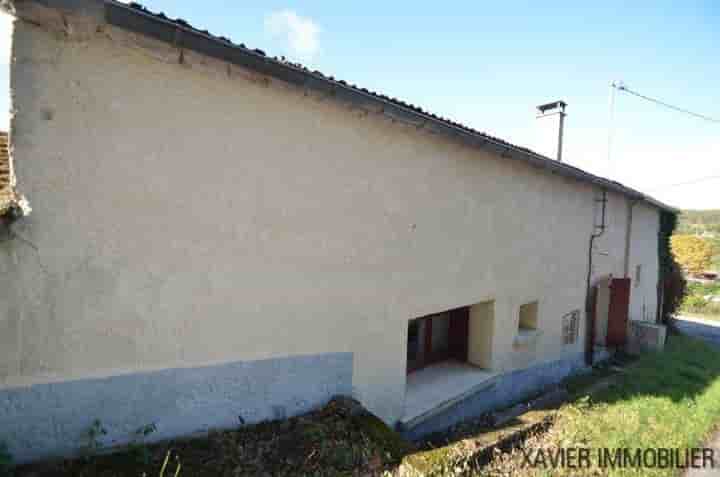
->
xmin=0 ymin=0 xmax=675 ymax=462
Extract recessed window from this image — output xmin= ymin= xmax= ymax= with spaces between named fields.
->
xmin=635 ymin=264 xmax=642 ymax=288
xmin=514 ymin=301 xmax=541 ymax=348
xmin=519 ymin=302 xmax=539 ymax=330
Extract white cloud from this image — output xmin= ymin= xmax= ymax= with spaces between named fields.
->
xmin=264 ymin=10 xmax=320 ymax=60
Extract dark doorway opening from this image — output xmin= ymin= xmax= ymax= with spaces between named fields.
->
xmin=406 ymin=306 xmax=469 ymax=374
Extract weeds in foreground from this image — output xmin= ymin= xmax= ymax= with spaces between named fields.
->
xmin=83 ymin=419 xmax=108 ymax=457
xmin=129 ymin=423 xmax=158 ymax=466
xmin=156 ymin=451 xmax=181 ymax=477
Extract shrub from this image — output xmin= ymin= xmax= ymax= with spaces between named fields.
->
xmin=662 ymin=261 xmax=686 ymax=323
xmin=681 ymin=295 xmax=720 ymax=317
xmin=671 ymin=234 xmax=713 ymax=275
xmin=683 ymin=295 xmax=708 ymax=310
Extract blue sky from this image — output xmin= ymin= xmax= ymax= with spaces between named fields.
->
xmin=1 ymin=1 xmax=718 ymax=208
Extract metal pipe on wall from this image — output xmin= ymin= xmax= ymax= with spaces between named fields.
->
xmin=585 ymin=189 xmax=607 ymax=366
xmin=623 ymin=198 xmax=641 ymax=278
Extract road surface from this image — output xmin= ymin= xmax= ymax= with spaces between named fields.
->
xmin=673 ymin=315 xmax=720 ymax=349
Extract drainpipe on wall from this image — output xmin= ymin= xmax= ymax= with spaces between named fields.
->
xmin=656 ymin=280 xmax=665 ymax=324
xmin=623 ymin=198 xmax=641 ymax=278
xmin=584 ymin=189 xmax=607 ymax=366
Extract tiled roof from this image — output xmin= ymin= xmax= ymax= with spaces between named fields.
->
xmin=118 ymin=2 xmax=554 ymax=156
xmin=102 ymin=2 xmax=671 ymax=212
xmin=0 ymin=131 xmax=12 ymax=213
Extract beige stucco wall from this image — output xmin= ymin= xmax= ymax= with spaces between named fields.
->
xmin=467 ymin=301 xmax=495 ymax=369
xmin=0 ymin=9 xmax=662 ymax=425
xmin=628 ymin=203 xmax=660 ymax=321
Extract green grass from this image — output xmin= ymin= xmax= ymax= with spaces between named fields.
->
xmin=559 ymin=335 xmax=720 ymax=474
xmin=483 ymin=335 xmax=720 ymax=476
xmin=679 ymin=282 xmax=720 ymax=320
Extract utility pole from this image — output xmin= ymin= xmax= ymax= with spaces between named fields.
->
xmin=536 ymin=100 xmax=567 ymax=162
xmin=607 ymin=80 xmax=623 ymax=179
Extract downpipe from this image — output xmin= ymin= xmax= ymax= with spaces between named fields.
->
xmin=585 ymin=190 xmax=607 ymax=366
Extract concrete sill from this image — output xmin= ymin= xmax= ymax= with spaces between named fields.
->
xmin=514 ymin=329 xmax=542 ymax=348
xmin=401 ymin=360 xmax=497 ymax=430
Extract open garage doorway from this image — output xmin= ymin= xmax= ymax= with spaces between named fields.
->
xmin=403 ymin=302 xmax=497 ymax=427
xmin=406 ymin=306 xmax=469 ymax=374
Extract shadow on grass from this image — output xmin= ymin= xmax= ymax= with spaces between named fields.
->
xmin=581 ymin=333 xmax=720 ymax=408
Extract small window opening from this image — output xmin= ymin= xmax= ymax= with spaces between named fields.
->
xmin=514 ymin=301 xmax=541 ymax=348
xmin=518 ymin=302 xmax=539 ymax=331
xmin=635 ymin=264 xmax=642 ymax=288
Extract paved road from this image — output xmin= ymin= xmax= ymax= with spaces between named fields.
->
xmin=675 ymin=316 xmax=720 ymax=476
xmin=673 ymin=315 xmax=720 ymax=349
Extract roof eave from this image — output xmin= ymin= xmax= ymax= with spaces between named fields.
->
xmin=98 ymin=1 xmax=675 ymax=213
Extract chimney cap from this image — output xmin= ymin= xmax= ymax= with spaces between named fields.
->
xmin=537 ymin=100 xmax=567 ymax=114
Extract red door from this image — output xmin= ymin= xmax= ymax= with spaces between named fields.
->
xmin=607 ymin=278 xmax=631 ymax=347
xmin=448 ymin=307 xmax=469 ymax=362
xmin=406 ymin=306 xmax=470 ymax=374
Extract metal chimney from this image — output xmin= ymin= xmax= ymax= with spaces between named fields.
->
xmin=536 ymin=100 xmax=567 ymax=162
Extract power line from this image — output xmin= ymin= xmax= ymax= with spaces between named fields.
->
xmin=613 ymin=83 xmax=720 ymax=124
xmin=646 ymin=174 xmax=720 ymax=191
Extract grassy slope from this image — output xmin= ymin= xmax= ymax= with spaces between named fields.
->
xmin=560 ymin=336 xmax=720 ymax=473
xmin=481 ymin=335 xmax=720 ymax=477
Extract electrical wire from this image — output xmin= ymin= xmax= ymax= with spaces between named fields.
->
xmin=613 ymin=84 xmax=720 ymax=124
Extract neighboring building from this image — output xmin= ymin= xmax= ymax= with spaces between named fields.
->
xmin=0 ymin=0 xmax=676 ymax=462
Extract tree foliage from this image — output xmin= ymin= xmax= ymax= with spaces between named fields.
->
xmin=671 ymin=234 xmax=714 ymax=275
xmin=662 ymin=261 xmax=686 ymax=324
